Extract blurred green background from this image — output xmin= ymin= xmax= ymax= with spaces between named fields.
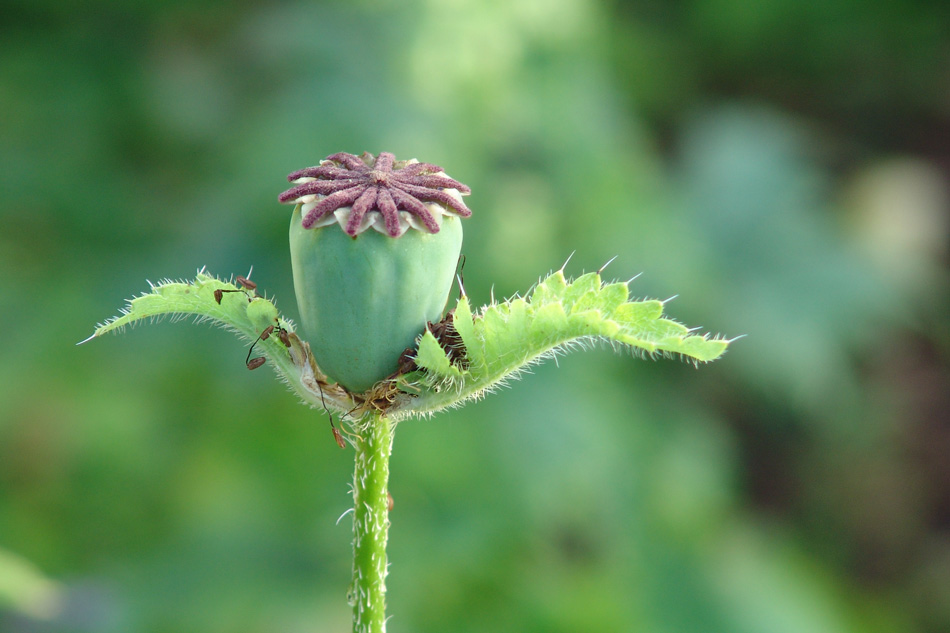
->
xmin=2 ymin=0 xmax=948 ymax=631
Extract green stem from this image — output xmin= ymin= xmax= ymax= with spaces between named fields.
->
xmin=350 ymin=413 xmax=392 ymax=633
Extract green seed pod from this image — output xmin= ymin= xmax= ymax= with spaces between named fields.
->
xmin=279 ymin=152 xmax=472 ymax=393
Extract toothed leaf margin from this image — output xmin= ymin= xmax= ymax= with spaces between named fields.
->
xmin=404 ymin=270 xmax=730 ymax=418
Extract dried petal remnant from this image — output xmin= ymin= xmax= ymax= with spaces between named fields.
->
xmin=279 ymin=152 xmax=472 ymax=238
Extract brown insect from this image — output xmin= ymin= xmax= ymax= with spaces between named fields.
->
xmin=246 ymin=356 xmax=266 ymax=370
xmin=387 ymin=492 xmax=394 ymax=513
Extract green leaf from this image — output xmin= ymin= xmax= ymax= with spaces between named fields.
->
xmin=81 ymin=269 xmax=355 ymax=414
xmin=414 ymin=329 xmax=463 ymax=383
xmin=83 ymin=267 xmax=731 ymax=422
xmin=452 ymin=296 xmax=483 ymax=370
xmin=86 ymin=271 xmax=270 ymax=340
xmin=398 ymin=270 xmax=732 ymax=418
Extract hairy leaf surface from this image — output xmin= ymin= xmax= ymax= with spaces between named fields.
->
xmin=407 ymin=270 xmax=729 ymax=416
xmin=84 ymin=268 xmax=730 ymax=421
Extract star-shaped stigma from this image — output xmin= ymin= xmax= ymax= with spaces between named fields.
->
xmin=278 ymin=152 xmax=472 ymax=238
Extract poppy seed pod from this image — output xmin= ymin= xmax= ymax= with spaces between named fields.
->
xmin=279 ymin=152 xmax=472 ymax=393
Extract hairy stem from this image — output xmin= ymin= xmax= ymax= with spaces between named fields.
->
xmin=351 ymin=413 xmax=392 ymax=633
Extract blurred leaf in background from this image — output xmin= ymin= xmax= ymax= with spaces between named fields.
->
xmin=1 ymin=0 xmax=948 ymax=632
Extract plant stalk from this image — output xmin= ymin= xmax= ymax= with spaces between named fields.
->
xmin=350 ymin=412 xmax=393 ymax=633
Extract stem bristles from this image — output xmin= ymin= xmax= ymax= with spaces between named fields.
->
xmin=351 ymin=413 xmax=392 ymax=633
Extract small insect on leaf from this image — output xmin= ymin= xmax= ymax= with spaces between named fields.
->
xmin=387 ymin=492 xmax=394 ymax=513
xmin=247 ymin=357 xmax=266 ymax=370
xmin=259 ymin=325 xmax=275 ymax=341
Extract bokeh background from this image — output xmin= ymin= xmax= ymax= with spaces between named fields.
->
xmin=2 ymin=0 xmax=949 ymax=631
